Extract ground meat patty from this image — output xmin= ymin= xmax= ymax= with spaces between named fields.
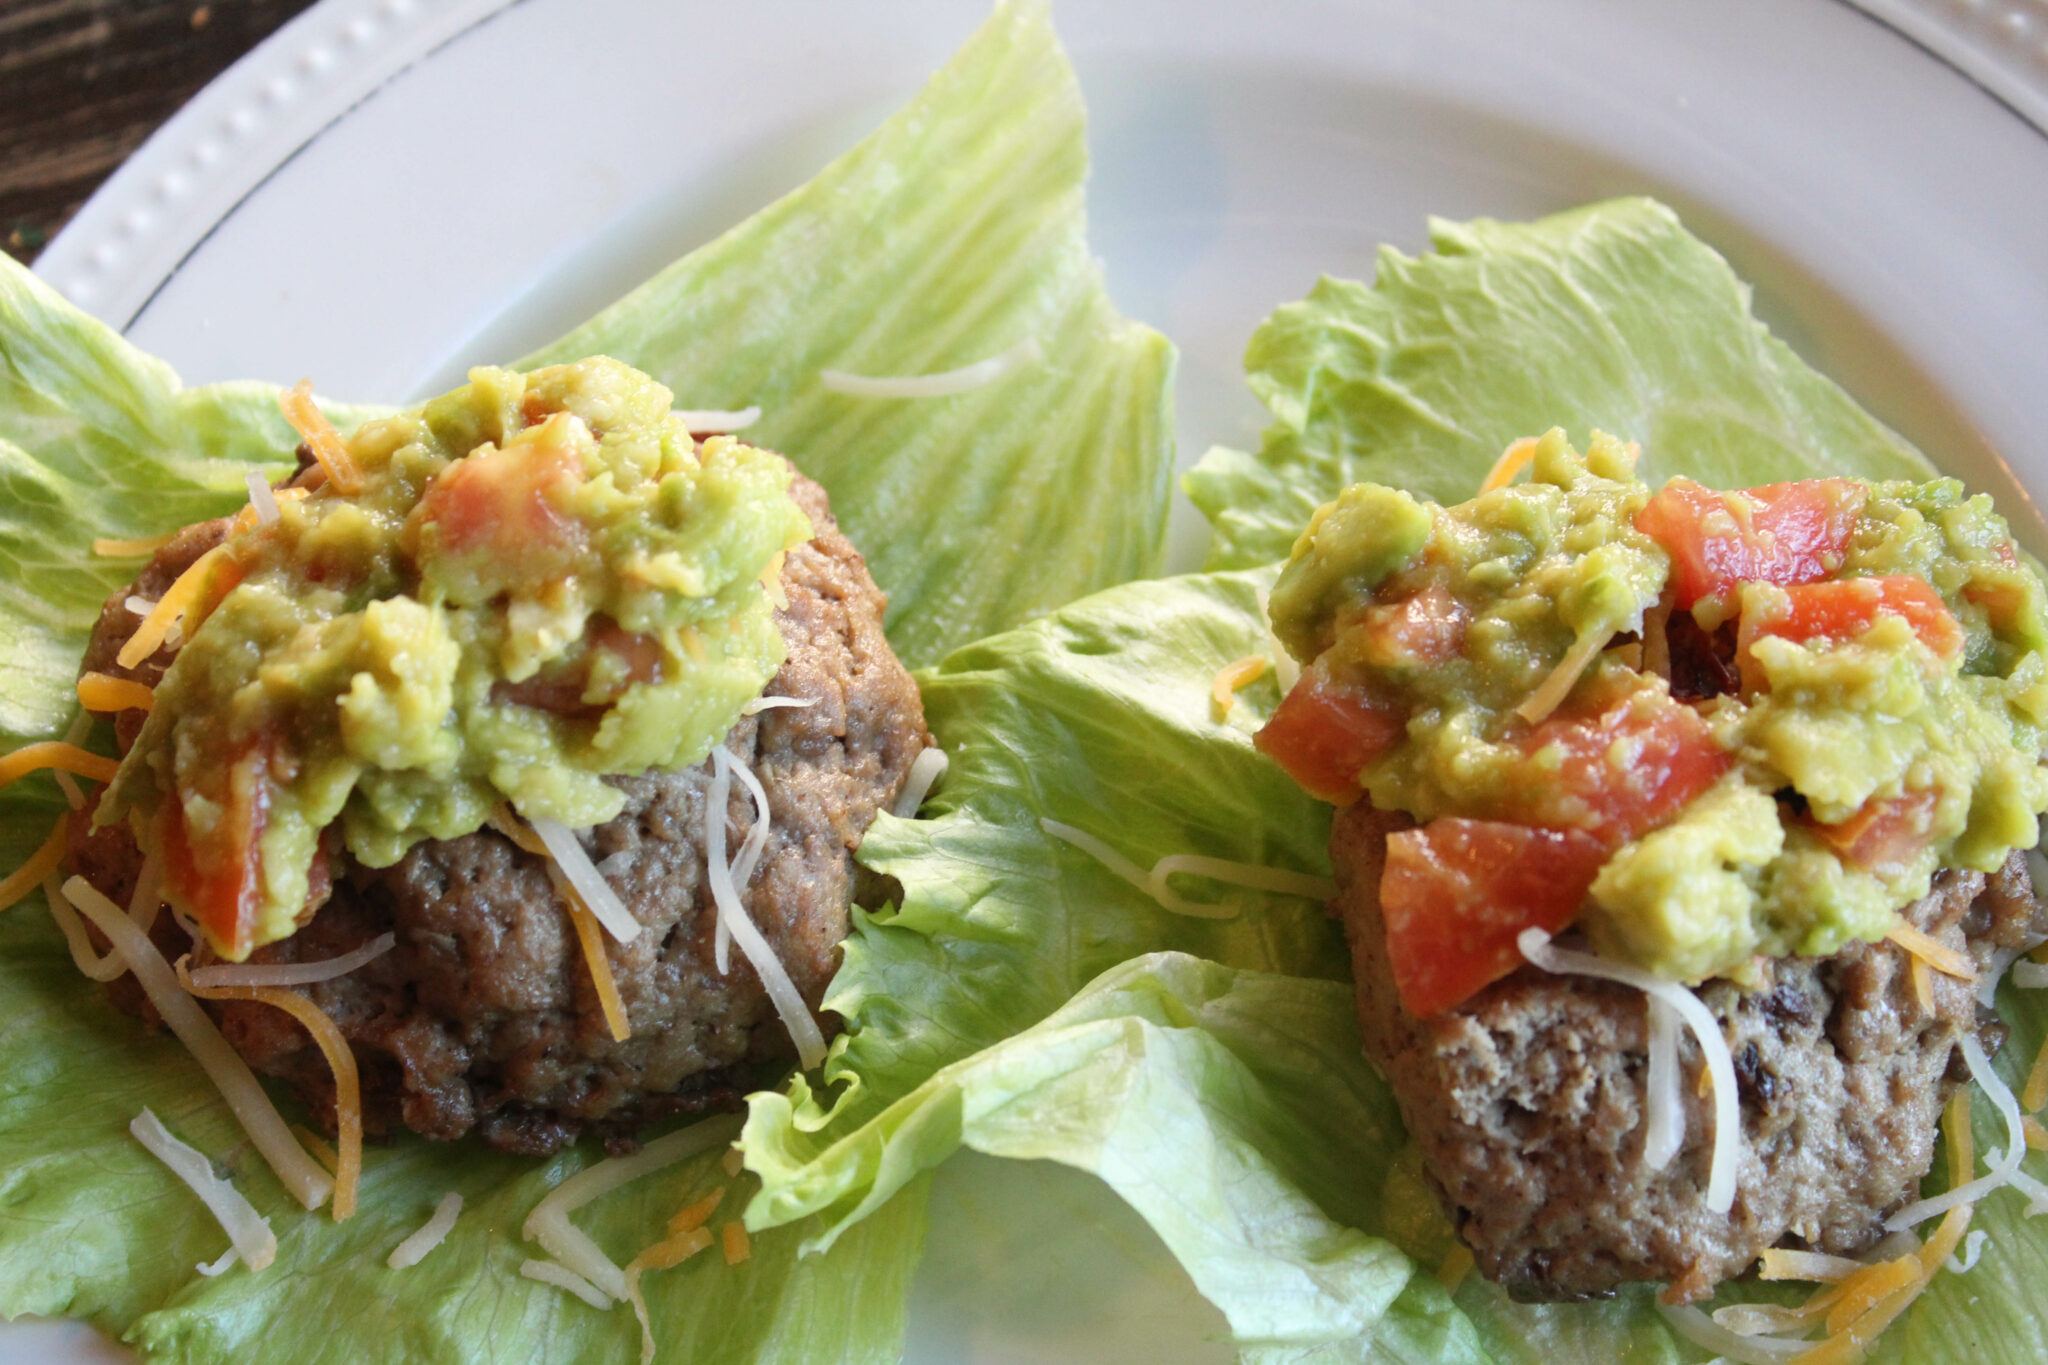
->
xmin=66 ymin=470 xmax=929 ymax=1155
xmin=1333 ymin=801 xmax=2047 ymax=1303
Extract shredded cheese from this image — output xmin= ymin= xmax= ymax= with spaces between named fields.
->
xmin=1820 ymin=1255 xmax=1919 ymax=1335
xmin=1886 ymin=1033 xmax=2025 ymax=1230
xmin=2024 ymin=1115 xmax=2047 ymax=1152
xmin=1945 ymin=1228 xmax=1989 ymax=1273
xmin=1039 ymin=818 xmax=1336 ymax=920
xmin=530 ymin=815 xmax=642 ymax=944
xmin=279 ymin=379 xmax=363 ymax=493
xmin=1643 ymin=994 xmax=1686 ymax=1170
xmin=1514 ymin=626 xmax=1615 ymax=724
xmin=888 ymin=747 xmax=949 ymax=819
xmin=291 ymin=1125 xmax=341 ymax=1176
xmin=739 ymin=694 xmax=814 ymax=716
xmin=130 ymin=1107 xmax=278 ymax=1273
xmin=43 ymin=874 xmax=127 ymax=981
xmin=1518 ymin=929 xmax=1740 ymax=1212
xmin=76 ymin=671 xmax=155 ymax=714
xmin=1910 ymin=955 xmax=1933 ymax=1013
xmin=243 ymin=468 xmax=282 ymax=526
xmin=546 ymin=862 xmax=632 ymax=1043
xmin=1659 ymin=1304 xmax=1808 ymax=1363
xmin=820 ymin=337 xmax=1041 ymax=398
xmin=675 ymin=406 xmax=761 ymax=433
xmin=705 ymin=749 xmax=826 ymax=1068
xmin=1479 ymin=437 xmax=1539 ymax=494
xmin=63 ymin=876 xmax=333 ymax=1210
xmin=1759 ymin=1248 xmax=1870 ymax=1283
xmin=624 ymin=1224 xmax=716 ymax=1363
xmin=0 ymin=815 xmax=70 ymax=913
xmin=520 ymin=1258 xmax=612 ymax=1310
xmin=1434 ymin=1244 xmax=1473 ymax=1293
xmin=187 ymin=932 xmax=395 ymax=989
xmin=93 ymin=531 xmax=176 ymax=557
xmin=2023 ymin=1032 xmax=2048 ymax=1114
xmin=53 ymin=711 xmax=91 ymax=809
xmin=0 ymin=741 xmax=119 ymax=789
xmin=115 ymin=542 xmax=228 ymax=669
xmin=1946 ymin=1089 xmax=1974 ymax=1190
xmin=1209 ymin=655 xmax=1268 ymax=721
xmin=1886 ymin=920 xmax=1976 ymax=981
xmin=721 ymin=1221 xmax=750 ymax=1265
xmin=522 ymin=1114 xmax=743 ymax=1303
xmin=387 ymin=1192 xmax=464 ymax=1270
xmin=1254 ymin=587 xmax=1300 ymax=694
xmin=178 ymin=961 xmax=364 ymax=1220
xmin=2013 ymin=960 xmax=2048 ymax=989
xmin=721 ymin=1147 xmax=745 ymax=1178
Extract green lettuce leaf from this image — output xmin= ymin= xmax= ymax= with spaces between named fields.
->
xmin=0 ymin=2 xmax=1171 ymax=1359
xmin=524 ymin=0 xmax=1174 ymax=668
xmin=1187 ymin=197 xmax=1932 ymax=569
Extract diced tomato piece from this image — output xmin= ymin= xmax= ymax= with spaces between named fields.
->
xmin=159 ymin=742 xmax=273 ymax=960
xmin=1380 ymin=817 xmax=1610 ymax=1017
xmin=410 ymin=424 xmax=590 ymax=586
xmin=1256 ymin=670 xmax=1405 ymax=805
xmin=1635 ymin=477 xmax=1866 ymax=609
xmin=1809 ymin=789 xmax=1937 ymax=875
xmin=1745 ymin=576 xmax=1963 ymax=663
xmin=1353 ymin=581 xmax=1469 ymax=668
xmin=1509 ymin=694 xmax=1730 ymax=845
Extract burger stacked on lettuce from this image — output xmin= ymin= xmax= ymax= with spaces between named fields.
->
xmin=1256 ymin=428 xmax=2048 ymax=1301
xmin=64 ymin=356 xmax=929 ymax=1157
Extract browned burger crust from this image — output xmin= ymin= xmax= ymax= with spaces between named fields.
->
xmin=67 ymin=471 xmax=929 ymax=1155
xmin=1332 ymin=801 xmax=2046 ymax=1303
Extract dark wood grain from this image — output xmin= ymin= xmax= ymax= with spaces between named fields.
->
xmin=2 ymin=0 xmax=320 ymax=265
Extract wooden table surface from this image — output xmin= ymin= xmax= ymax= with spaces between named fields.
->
xmin=3 ymin=0 xmax=321 ymax=267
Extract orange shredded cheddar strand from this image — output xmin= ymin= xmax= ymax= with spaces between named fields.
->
xmin=1910 ymin=955 xmax=1932 ymax=1013
xmin=548 ymin=866 xmax=630 ymax=1042
xmin=668 ymin=1187 xmax=725 ymax=1236
xmin=0 ymin=741 xmax=119 ymax=789
xmin=115 ymin=542 xmax=228 ymax=669
xmin=2023 ymin=1034 xmax=2048 ymax=1114
xmin=0 ymin=815 xmax=70 ymax=913
xmin=291 ymin=1124 xmax=342 ymax=1176
xmin=624 ymin=1224 xmax=718 ymax=1365
xmin=1946 ymin=1088 xmax=1974 ymax=1190
xmin=1821 ymin=1255 xmax=1919 ymax=1336
xmin=1885 ymin=920 xmax=1976 ymax=981
xmin=1435 ymin=1243 xmax=1473 ymax=1293
xmin=279 ymin=380 xmax=363 ymax=494
xmin=180 ymin=964 xmax=363 ymax=1219
xmin=1479 ymin=437 xmax=1539 ymax=494
xmin=487 ymin=803 xmax=550 ymax=857
xmin=1760 ymin=1247 xmax=1867 ymax=1282
xmin=1209 ymin=655 xmax=1269 ymax=721
xmin=77 ymin=672 xmax=155 ymax=714
xmin=92 ymin=531 xmax=177 ymax=557
xmin=721 ymin=1221 xmax=750 ymax=1265
xmin=2024 ymin=1115 xmax=2047 ymax=1151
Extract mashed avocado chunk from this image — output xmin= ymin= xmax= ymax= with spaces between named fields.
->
xmin=101 ymin=357 xmax=812 ymax=959
xmin=1260 ymin=429 xmax=2048 ymax=994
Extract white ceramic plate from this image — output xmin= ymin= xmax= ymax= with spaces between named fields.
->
xmin=19 ymin=0 xmax=2048 ymax=1359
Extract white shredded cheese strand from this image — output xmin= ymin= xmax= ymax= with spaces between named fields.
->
xmin=1643 ymin=995 xmax=1686 ymax=1170
xmin=1518 ymin=929 xmax=1739 ymax=1213
xmin=195 ymin=1248 xmax=240 ymax=1277
xmin=54 ymin=711 xmax=91 ymax=810
xmin=739 ymin=694 xmax=814 ymax=716
xmin=1040 ymin=818 xmax=1335 ymax=920
xmin=725 ymin=749 xmax=774 ymax=893
xmin=1885 ymin=1032 xmax=2029 ymax=1230
xmin=820 ymin=337 xmax=1041 ymax=398
xmin=523 ymin=1114 xmax=743 ymax=1301
xmin=674 ymin=406 xmax=761 ymax=433
xmin=65 ymin=877 xmax=334 ymax=1211
xmin=1946 ymin=1228 xmax=1990 ymax=1273
xmin=387 ymin=1191 xmax=464 ymax=1270
xmin=1657 ymin=1304 xmax=1808 ymax=1364
xmin=2014 ymin=960 xmax=2048 ymax=989
xmin=130 ymin=1107 xmax=278 ymax=1272
xmin=126 ymin=595 xmax=156 ymax=618
xmin=1255 ymin=588 xmax=1301 ymax=694
xmin=708 ymin=754 xmax=736 ymax=975
xmin=706 ymin=749 xmax=826 ymax=1069
xmin=243 ymin=469 xmax=281 ymax=526
xmin=43 ymin=874 xmax=128 ymax=982
xmin=529 ymin=817 xmax=641 ymax=944
xmin=889 ymin=748 xmax=949 ymax=819
xmin=2007 ymin=1166 xmax=2048 ymax=1217
xmin=519 ymin=1259 xmax=612 ymax=1310
xmin=189 ymin=933 xmax=396 ymax=989
xmin=1147 ymin=854 xmax=1336 ymax=918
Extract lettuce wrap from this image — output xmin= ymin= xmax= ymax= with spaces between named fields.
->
xmin=0 ymin=4 xmax=1173 ymax=1361
xmin=740 ymin=200 xmax=2048 ymax=1363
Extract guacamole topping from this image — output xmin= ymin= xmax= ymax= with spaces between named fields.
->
xmin=100 ymin=358 xmax=812 ymax=960
xmin=1260 ymin=429 xmax=2048 ymax=1010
